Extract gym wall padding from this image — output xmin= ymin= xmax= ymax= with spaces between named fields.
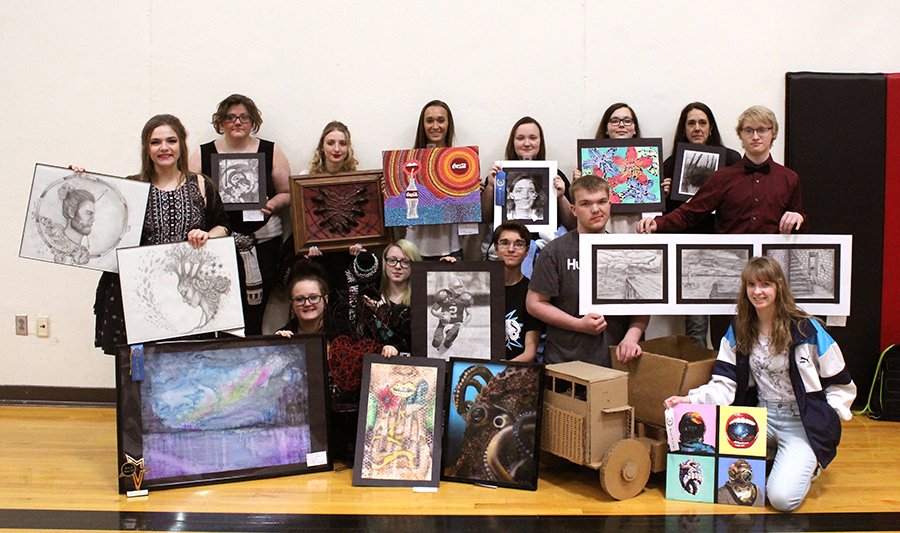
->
xmin=785 ymin=72 xmax=886 ymax=403
xmin=884 ymin=74 xmax=900 ymax=350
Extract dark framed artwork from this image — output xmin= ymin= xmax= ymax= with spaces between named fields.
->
xmin=115 ymin=334 xmax=330 ymax=493
xmin=669 ymin=143 xmax=728 ymax=202
xmin=353 ymin=354 xmax=445 ymax=488
xmin=20 ymin=163 xmax=150 ymax=272
xmin=676 ymin=244 xmax=753 ymax=304
xmin=209 ymin=153 xmax=267 ymax=211
xmin=589 ymin=244 xmax=667 ymax=305
xmin=442 ymin=358 xmax=544 ymax=490
xmin=576 ymin=138 xmax=665 ymax=213
xmin=410 ymin=261 xmax=505 ymax=361
xmin=492 ymin=160 xmax=558 ymax=233
xmin=762 ymin=244 xmax=840 ymax=303
xmin=382 ymin=146 xmax=482 ymax=227
xmin=290 ymin=170 xmax=392 ymax=253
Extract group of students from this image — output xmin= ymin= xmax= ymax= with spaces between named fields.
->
xmin=85 ymin=94 xmax=854 ymax=512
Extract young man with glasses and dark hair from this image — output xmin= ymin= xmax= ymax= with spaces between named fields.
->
xmin=491 ymin=220 xmax=543 ymax=361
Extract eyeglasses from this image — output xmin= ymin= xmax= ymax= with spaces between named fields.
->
xmin=609 ymin=117 xmax=634 ymax=126
xmin=292 ymin=294 xmax=323 ymax=306
xmin=497 ymin=239 xmax=528 ymax=250
xmin=224 ymin=114 xmax=252 ymax=124
xmin=740 ymin=126 xmax=773 ymax=136
xmin=385 ymin=257 xmax=412 ymax=268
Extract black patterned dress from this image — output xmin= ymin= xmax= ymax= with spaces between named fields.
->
xmin=94 ymin=174 xmax=229 ymax=354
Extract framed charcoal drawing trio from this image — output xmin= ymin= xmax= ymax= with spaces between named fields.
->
xmin=579 ymin=233 xmax=852 ymax=316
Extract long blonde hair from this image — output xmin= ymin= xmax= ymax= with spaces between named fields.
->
xmin=380 ymin=239 xmax=421 ymax=307
xmin=735 ymin=256 xmax=813 ymax=355
xmin=308 ymin=121 xmax=358 ymax=174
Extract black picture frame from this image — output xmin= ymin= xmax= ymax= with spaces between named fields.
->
xmin=669 ymin=143 xmax=728 ymax=202
xmin=410 ymin=260 xmax=505 ymax=360
xmin=576 ymin=138 xmax=666 ymax=213
xmin=676 ymin=244 xmax=753 ymax=304
xmin=352 ymin=353 xmax=446 ymax=488
xmin=493 ymin=160 xmax=558 ymax=233
xmin=590 ymin=244 xmax=668 ymax=304
xmin=442 ymin=357 xmax=544 ymax=491
xmin=115 ymin=334 xmax=330 ymax=493
xmin=209 ymin=153 xmax=267 ymax=211
xmin=762 ymin=244 xmax=841 ymax=304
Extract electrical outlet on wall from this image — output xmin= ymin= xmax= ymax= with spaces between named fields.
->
xmin=15 ymin=314 xmax=28 ymax=335
xmin=36 ymin=315 xmax=49 ymax=337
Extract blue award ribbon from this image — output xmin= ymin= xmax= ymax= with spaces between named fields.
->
xmin=495 ymin=171 xmax=506 ymax=207
xmin=130 ymin=345 xmax=144 ymax=381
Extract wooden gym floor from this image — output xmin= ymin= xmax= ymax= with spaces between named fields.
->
xmin=1 ymin=405 xmax=898 ymax=533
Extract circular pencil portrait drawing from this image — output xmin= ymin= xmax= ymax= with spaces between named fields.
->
xmin=503 ymin=171 xmax=548 ymax=224
xmin=34 ymin=174 xmax=128 ymax=265
xmin=219 ymin=158 xmax=260 ymax=204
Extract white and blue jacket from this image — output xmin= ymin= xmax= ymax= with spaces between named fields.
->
xmin=687 ymin=318 xmax=856 ymax=468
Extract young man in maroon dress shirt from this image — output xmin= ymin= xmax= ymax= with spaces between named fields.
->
xmin=637 ymin=105 xmax=806 ymax=235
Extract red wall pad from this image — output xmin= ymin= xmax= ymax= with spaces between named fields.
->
xmin=883 ymin=74 xmax=900 ymax=349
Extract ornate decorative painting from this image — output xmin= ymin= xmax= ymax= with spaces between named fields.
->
xmin=669 ymin=143 xmax=728 ymax=202
xmin=115 ymin=335 xmax=330 ymax=493
xmin=20 ymin=163 xmax=149 ymax=272
xmin=209 ymin=153 xmax=267 ymax=211
xmin=382 ymin=146 xmax=481 ymax=227
xmin=410 ymin=261 xmax=505 ymax=361
xmin=492 ymin=160 xmax=558 ymax=233
xmin=353 ymin=354 xmax=445 ymax=488
xmin=290 ymin=170 xmax=391 ymax=253
xmin=442 ymin=358 xmax=544 ymax=490
xmin=576 ymin=138 xmax=665 ymax=213
xmin=117 ymin=237 xmax=244 ymax=344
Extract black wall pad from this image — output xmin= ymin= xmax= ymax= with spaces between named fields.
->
xmin=785 ymin=72 xmax=886 ymax=400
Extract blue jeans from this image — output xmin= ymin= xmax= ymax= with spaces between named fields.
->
xmin=761 ymin=401 xmax=818 ymax=512
xmin=684 ymin=315 xmax=709 ymax=348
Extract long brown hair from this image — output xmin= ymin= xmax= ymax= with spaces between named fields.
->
xmin=504 ymin=116 xmax=547 ymax=161
xmin=139 ymin=114 xmax=190 ymax=183
xmin=414 ymin=100 xmax=454 ymax=149
xmin=735 ymin=256 xmax=812 ymax=355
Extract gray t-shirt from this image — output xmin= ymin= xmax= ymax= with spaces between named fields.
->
xmin=529 ymin=229 xmax=628 ymax=367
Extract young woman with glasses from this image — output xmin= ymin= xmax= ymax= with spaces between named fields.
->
xmin=188 ymin=94 xmax=291 ymax=336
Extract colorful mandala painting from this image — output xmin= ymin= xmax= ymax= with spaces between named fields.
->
xmin=578 ymin=141 xmax=663 ymax=211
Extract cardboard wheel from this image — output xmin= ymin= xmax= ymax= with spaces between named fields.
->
xmin=599 ymin=438 xmax=651 ymax=500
